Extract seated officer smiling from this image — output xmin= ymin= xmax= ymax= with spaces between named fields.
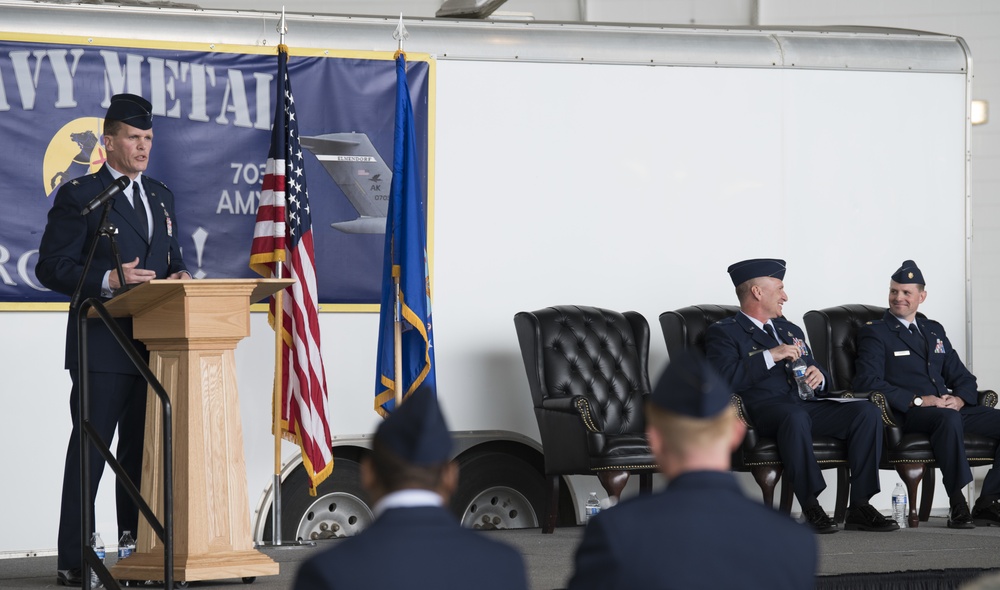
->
xmin=854 ymin=260 xmax=1000 ymax=528
xmin=705 ymin=258 xmax=898 ymax=534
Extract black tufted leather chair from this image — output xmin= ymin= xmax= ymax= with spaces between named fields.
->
xmin=804 ymin=304 xmax=999 ymax=527
xmin=659 ymin=305 xmax=850 ymax=521
xmin=514 ymin=305 xmax=655 ymax=533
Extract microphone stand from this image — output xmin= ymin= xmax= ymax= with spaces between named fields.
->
xmin=69 ymin=199 xmax=129 ymax=311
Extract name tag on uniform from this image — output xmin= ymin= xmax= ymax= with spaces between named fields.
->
xmin=894 ymin=350 xmax=910 ymax=357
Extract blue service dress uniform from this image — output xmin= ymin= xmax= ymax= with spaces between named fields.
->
xmin=292 ymin=505 xmax=529 ymax=590
xmin=853 ymin=311 xmax=1000 ymax=499
xmin=705 ymin=313 xmax=884 ymax=506
xmin=36 ymin=164 xmax=187 ymax=571
xmin=567 ymin=471 xmax=817 ymax=590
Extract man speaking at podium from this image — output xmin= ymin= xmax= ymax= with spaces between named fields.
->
xmin=36 ymin=93 xmax=189 ymax=586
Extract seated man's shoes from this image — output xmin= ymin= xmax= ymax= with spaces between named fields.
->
xmin=56 ymin=568 xmax=83 ymax=587
xmin=948 ymin=498 xmax=976 ymax=529
xmin=802 ymin=503 xmax=838 ymax=534
xmin=844 ymin=503 xmax=900 ymax=532
xmin=972 ymin=498 xmax=1000 ymax=526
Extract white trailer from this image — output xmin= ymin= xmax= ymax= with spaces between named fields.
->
xmin=0 ymin=0 xmax=973 ymax=555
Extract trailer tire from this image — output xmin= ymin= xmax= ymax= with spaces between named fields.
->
xmin=450 ymin=451 xmax=545 ymax=530
xmin=261 ymin=455 xmax=374 ymax=543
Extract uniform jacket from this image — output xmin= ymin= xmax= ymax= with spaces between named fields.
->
xmin=567 ymin=471 xmax=817 ymax=590
xmin=705 ymin=312 xmax=830 ymax=407
xmin=36 ymin=165 xmax=187 ymax=373
xmin=293 ymin=505 xmax=529 ymax=590
xmin=853 ymin=310 xmax=978 ymax=414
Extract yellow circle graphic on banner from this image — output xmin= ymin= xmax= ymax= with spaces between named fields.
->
xmin=42 ymin=117 xmax=106 ymax=197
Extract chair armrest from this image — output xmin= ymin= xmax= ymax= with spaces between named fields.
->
xmin=731 ymin=394 xmax=756 ymax=428
xmin=979 ymin=390 xmax=997 ymax=408
xmin=866 ymin=391 xmax=902 ymax=427
xmin=540 ymin=396 xmax=601 ymax=433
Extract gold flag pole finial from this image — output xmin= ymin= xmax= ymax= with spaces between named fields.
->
xmin=393 ymin=13 xmax=409 ymax=58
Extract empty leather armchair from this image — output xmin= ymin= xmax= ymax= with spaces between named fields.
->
xmin=514 ymin=305 xmax=655 ymax=533
xmin=659 ymin=304 xmax=850 ymax=521
xmin=804 ymin=303 xmax=998 ymax=527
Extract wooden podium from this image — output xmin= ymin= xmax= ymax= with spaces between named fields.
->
xmin=104 ymin=278 xmax=290 ymax=583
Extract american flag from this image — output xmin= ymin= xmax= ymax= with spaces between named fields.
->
xmin=250 ymin=45 xmax=332 ymax=494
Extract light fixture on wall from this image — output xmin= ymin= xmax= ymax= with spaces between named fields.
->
xmin=437 ymin=0 xmax=508 ymax=19
xmin=972 ymin=99 xmax=989 ymax=125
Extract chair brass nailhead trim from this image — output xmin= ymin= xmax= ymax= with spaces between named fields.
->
xmin=575 ymin=398 xmax=600 ymax=433
xmin=592 ymin=465 xmax=657 ymax=471
xmin=985 ymin=390 xmax=998 ymax=408
xmin=870 ymin=392 xmax=897 ymax=427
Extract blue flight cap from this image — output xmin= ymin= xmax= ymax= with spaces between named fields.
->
xmin=891 ymin=260 xmax=925 ymax=285
xmin=727 ymin=258 xmax=786 ymax=287
xmin=375 ymin=385 xmax=452 ymax=465
xmin=105 ymin=93 xmax=153 ymax=130
xmin=650 ymin=349 xmax=732 ymax=418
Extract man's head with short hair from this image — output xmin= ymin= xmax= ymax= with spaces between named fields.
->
xmin=645 ymin=350 xmax=744 ymax=478
xmin=888 ymin=260 xmax=927 ymax=322
xmin=727 ymin=258 xmax=788 ymax=321
xmin=102 ymin=93 xmax=154 ymax=179
xmin=362 ymin=386 xmax=458 ymax=501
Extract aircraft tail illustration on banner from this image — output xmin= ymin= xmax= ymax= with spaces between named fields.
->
xmin=300 ymin=132 xmax=391 ymax=234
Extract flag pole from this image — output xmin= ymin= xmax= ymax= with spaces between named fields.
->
xmin=269 ymin=6 xmax=288 ymax=547
xmin=392 ymin=13 xmax=408 ymax=410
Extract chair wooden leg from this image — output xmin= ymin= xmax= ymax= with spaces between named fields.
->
xmin=597 ymin=470 xmax=630 ymax=504
xmin=919 ymin=465 xmax=936 ymax=522
xmin=895 ymin=463 xmax=925 ymax=529
xmin=751 ymin=465 xmax=781 ymax=510
xmin=639 ymin=472 xmax=653 ymax=495
xmin=543 ymin=474 xmax=559 ymax=534
xmin=834 ymin=466 xmax=849 ymax=524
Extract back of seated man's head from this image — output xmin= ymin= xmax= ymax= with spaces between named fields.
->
xmin=368 ymin=385 xmax=453 ymax=494
xmin=646 ymin=350 xmax=741 ymax=470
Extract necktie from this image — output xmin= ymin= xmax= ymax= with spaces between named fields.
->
xmin=908 ymin=323 xmax=920 ymax=337
xmin=132 ymin=183 xmax=149 ymax=240
xmin=763 ymin=323 xmax=779 ymax=343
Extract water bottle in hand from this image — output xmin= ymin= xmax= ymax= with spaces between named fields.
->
xmin=791 ymin=357 xmax=815 ymax=400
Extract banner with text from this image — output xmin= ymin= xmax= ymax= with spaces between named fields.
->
xmin=0 ymin=38 xmax=431 ymax=306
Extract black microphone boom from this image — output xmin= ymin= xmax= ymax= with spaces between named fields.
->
xmin=79 ymin=176 xmax=131 ymax=216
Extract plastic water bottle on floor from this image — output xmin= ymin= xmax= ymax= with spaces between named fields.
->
xmin=118 ymin=530 xmax=135 ymax=561
xmin=892 ymin=483 xmax=908 ymax=528
xmin=90 ymin=532 xmax=106 ymax=588
xmin=585 ymin=492 xmax=601 ymax=522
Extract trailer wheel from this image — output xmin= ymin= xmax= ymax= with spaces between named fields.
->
xmin=261 ymin=455 xmax=374 ymax=543
xmin=450 ymin=451 xmax=544 ymax=530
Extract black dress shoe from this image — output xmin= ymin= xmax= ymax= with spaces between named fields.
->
xmin=802 ymin=503 xmax=838 ymax=534
xmin=844 ymin=503 xmax=900 ymax=532
xmin=56 ymin=568 xmax=82 ymax=587
xmin=948 ymin=498 xmax=976 ymax=529
xmin=972 ymin=498 xmax=1000 ymax=526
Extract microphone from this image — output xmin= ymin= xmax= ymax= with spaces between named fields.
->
xmin=79 ymin=176 xmax=131 ymax=216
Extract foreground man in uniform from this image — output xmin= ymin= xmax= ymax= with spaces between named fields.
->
xmin=705 ymin=258 xmax=897 ymax=534
xmin=854 ymin=260 xmax=1000 ymax=528
xmin=293 ymin=386 xmax=529 ymax=590
xmin=568 ymin=350 xmax=817 ymax=590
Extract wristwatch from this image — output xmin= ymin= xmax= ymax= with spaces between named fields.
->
xmin=912 ymin=396 xmax=924 ymax=407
